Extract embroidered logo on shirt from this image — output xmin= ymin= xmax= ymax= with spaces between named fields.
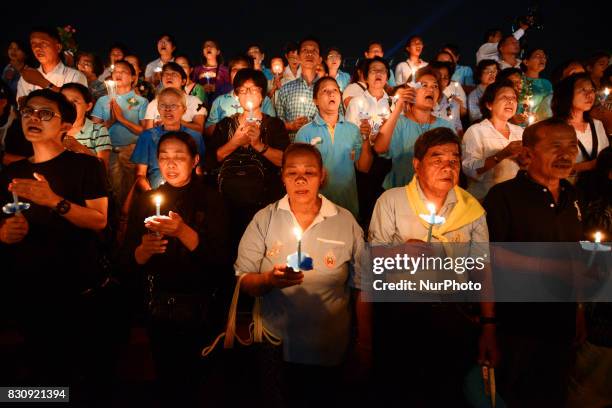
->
xmin=311 ymin=137 xmax=322 ymax=146
xmin=324 ymin=250 xmax=336 ymax=268
xmin=127 ymin=97 xmax=140 ymax=110
xmin=266 ymin=240 xmax=284 ymax=259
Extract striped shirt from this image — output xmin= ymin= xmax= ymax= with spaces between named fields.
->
xmin=276 ymin=76 xmax=319 ymax=140
xmin=75 ymin=118 xmax=112 ymax=154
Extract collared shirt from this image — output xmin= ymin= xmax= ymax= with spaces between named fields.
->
xmin=387 ymin=70 xmax=397 ymax=87
xmin=16 ymin=61 xmax=87 ymax=99
xmin=468 ymin=85 xmax=485 ymax=123
xmin=295 ymin=113 xmax=363 ymax=217
xmin=499 ymin=59 xmax=522 ymax=70
xmin=345 ymin=90 xmax=393 ymax=129
xmin=452 ymin=65 xmax=475 ymax=86
xmin=433 ymin=95 xmax=463 ymax=134
xmin=475 ymin=28 xmax=525 ymax=64
xmin=342 ymin=82 xmax=367 ymax=106
xmin=261 ymin=65 xmax=274 ymax=81
xmin=91 ymin=90 xmax=148 ymax=146
xmin=281 ymin=65 xmax=301 ymax=86
xmin=144 ymin=94 xmax=207 ymax=122
xmin=234 ymin=194 xmax=366 ymax=365
xmin=381 ymin=116 xmax=454 ymax=189
xmin=335 ymin=70 xmax=351 ymax=92
xmin=144 ymin=57 xmax=174 ymax=80
xmin=205 ymin=91 xmax=276 ymax=126
xmin=575 ymin=119 xmax=609 ymax=163
xmin=74 ymin=118 xmax=112 ymax=154
xmin=276 ymin=76 xmax=319 ymax=140
xmin=394 ymin=60 xmax=428 ymax=86
xmin=130 ymin=125 xmax=205 ymax=189
xmin=443 ymin=81 xmax=467 ymax=106
xmin=462 ymin=119 xmax=523 ymax=200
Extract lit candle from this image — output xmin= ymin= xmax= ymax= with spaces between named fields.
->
xmin=426 ymin=203 xmax=436 ymax=243
xmin=587 ymin=231 xmax=602 ymax=268
xmin=110 ymin=64 xmax=115 ymax=72
xmin=605 ymin=88 xmax=610 ymax=97
xmin=104 ymin=80 xmax=117 ymax=100
xmin=293 ymin=227 xmax=302 ymax=265
xmin=154 ymin=194 xmax=162 ymax=216
xmin=12 ymin=192 xmax=20 ymax=214
xmin=528 ymin=114 xmax=536 ymax=125
xmin=246 ymin=100 xmax=254 ymax=122
xmin=410 ymin=67 xmax=417 ymax=86
xmin=272 ymin=64 xmax=283 ymax=75
xmin=154 ymin=66 xmax=162 ymax=73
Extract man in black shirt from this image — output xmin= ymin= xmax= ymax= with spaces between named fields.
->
xmin=0 ymin=89 xmax=114 ymax=397
xmin=484 ymin=118 xmax=581 ymax=407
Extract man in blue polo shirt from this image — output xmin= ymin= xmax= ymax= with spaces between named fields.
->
xmin=130 ymin=88 xmax=204 ymax=191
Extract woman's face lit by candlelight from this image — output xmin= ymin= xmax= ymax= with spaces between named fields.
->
xmin=157 ymin=138 xmax=199 ymax=187
xmin=282 ymin=150 xmax=325 ymax=205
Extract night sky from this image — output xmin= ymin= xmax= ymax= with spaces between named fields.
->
xmin=1 ymin=0 xmax=609 ymax=74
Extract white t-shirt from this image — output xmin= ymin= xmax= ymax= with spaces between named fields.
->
xmin=394 ymin=60 xmax=428 ymax=85
xmin=475 ymin=28 xmax=525 ymax=64
xmin=462 ymin=119 xmax=524 ymax=200
xmin=16 ymin=61 xmax=87 ymax=100
xmin=144 ymin=94 xmax=207 ymax=122
xmin=575 ymin=119 xmax=609 ymax=163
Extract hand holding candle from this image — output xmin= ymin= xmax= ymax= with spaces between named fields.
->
xmin=246 ymin=100 xmax=256 ymax=122
xmin=419 ymin=202 xmax=446 ymax=243
xmin=2 ymin=191 xmax=30 ymax=215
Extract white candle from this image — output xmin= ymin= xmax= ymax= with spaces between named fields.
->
xmin=410 ymin=67 xmax=417 ymax=86
xmin=104 ymin=80 xmax=117 ymax=100
xmin=110 ymin=64 xmax=115 ymax=72
xmin=246 ymin=100 xmax=254 ymax=121
xmin=528 ymin=114 xmax=536 ymax=125
xmin=293 ymin=227 xmax=302 ymax=264
xmin=604 ymin=88 xmax=610 ymax=97
xmin=154 ymin=194 xmax=162 ymax=216
xmin=12 ymin=192 xmax=20 ymax=214
xmin=426 ymin=203 xmax=436 ymax=242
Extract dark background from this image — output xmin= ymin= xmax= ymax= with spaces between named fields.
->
xmin=1 ymin=0 xmax=610 ymax=73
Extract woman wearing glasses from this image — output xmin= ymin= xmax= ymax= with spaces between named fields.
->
xmin=131 ymin=87 xmax=205 ymax=192
xmin=205 ymin=68 xmax=289 ymax=248
xmin=142 ymin=62 xmax=207 ymax=133
xmin=468 ymin=59 xmax=499 ymax=123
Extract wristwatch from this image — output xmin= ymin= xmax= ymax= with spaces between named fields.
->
xmin=54 ymin=199 xmax=71 ymax=215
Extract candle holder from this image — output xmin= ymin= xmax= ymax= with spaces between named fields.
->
xmin=104 ymin=80 xmax=117 ymax=100
xmin=2 ymin=192 xmax=30 ymax=215
xmin=580 ymin=232 xmax=611 ymax=268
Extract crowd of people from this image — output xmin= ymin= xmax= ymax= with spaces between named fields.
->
xmin=0 ymin=20 xmax=611 ymax=407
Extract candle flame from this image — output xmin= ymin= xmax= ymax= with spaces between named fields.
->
xmin=595 ymin=231 xmax=602 ymax=243
xmin=246 ymin=101 xmax=253 ymax=110
xmin=528 ymin=114 xmax=536 ymax=125
xmin=299 ymin=96 xmax=306 ymax=104
xmin=154 ymin=194 xmax=162 ymax=206
xmin=604 ymin=88 xmax=610 ymax=96
xmin=293 ymin=227 xmax=302 ymax=241
xmin=426 ymin=202 xmax=436 ymax=215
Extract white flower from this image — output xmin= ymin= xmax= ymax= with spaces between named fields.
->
xmin=310 ymin=137 xmax=322 ymax=145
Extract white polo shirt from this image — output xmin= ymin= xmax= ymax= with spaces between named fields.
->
xmin=345 ymin=90 xmax=394 ymax=137
xmin=144 ymin=93 xmax=207 ymax=122
xmin=462 ymin=119 xmax=524 ymax=200
xmin=144 ymin=57 xmax=174 ymax=80
xmin=395 ymin=60 xmax=428 ymax=85
xmin=235 ymin=194 xmax=366 ymax=366
xmin=16 ymin=61 xmax=87 ymax=99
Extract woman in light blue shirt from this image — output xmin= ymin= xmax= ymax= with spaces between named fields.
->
xmin=295 ymin=77 xmax=373 ymax=218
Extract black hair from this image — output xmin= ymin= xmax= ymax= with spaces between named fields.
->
xmin=313 ymin=76 xmax=339 ymax=98
xmin=114 ymin=59 xmax=136 ymax=76
xmin=520 ymin=48 xmax=546 ymax=73
xmin=60 ymin=82 xmax=93 ymax=105
xmin=414 ymin=127 xmax=461 ymax=161
xmin=367 ymin=40 xmax=384 ymax=51
xmin=551 ymin=72 xmax=596 ymax=122
xmin=228 ymin=55 xmax=254 ymax=72
xmin=497 ymin=35 xmax=516 ymax=53
xmin=479 ymin=79 xmax=518 ymax=119
xmin=23 ymin=89 xmax=77 ymax=125
xmin=364 ymin=56 xmax=390 ymax=78
xmin=474 ymin=59 xmax=499 ymax=84
xmin=157 ymin=131 xmax=198 ymax=158
xmin=429 ymin=60 xmax=456 ymax=80
xmin=404 ymin=35 xmax=423 ymax=49
xmin=584 ymin=51 xmax=611 ymax=69
xmin=351 ymin=58 xmax=370 ymax=84
xmin=551 ymin=59 xmax=585 ymax=85
xmin=483 ymin=28 xmax=501 ymax=44
xmin=434 ymin=50 xmax=456 ymax=69
xmin=7 ymin=39 xmax=33 ymax=66
xmin=157 ymin=33 xmax=176 ymax=48
xmin=76 ymin=51 xmax=104 ymax=77
xmin=522 ymin=117 xmax=574 ymax=148
xmin=442 ymin=43 xmax=460 ymax=58
xmin=162 ymin=61 xmax=187 ymax=82
xmin=201 ymin=38 xmax=224 ymax=65
xmin=232 ymin=68 xmax=268 ymax=97
xmin=284 ymin=42 xmax=299 ymax=55
xmin=30 ymin=26 xmax=61 ymax=43
xmin=282 ymin=143 xmax=323 ymax=170
xmin=298 ymin=36 xmax=321 ymax=54
xmin=603 ymin=65 xmax=612 ymax=88
xmin=174 ymin=54 xmax=193 ymax=68
xmin=497 ymin=67 xmax=523 ymax=83
xmin=247 ymin=43 xmax=264 ymax=53
xmin=107 ymin=42 xmax=129 ymax=62
xmin=326 ymin=46 xmax=342 ymax=58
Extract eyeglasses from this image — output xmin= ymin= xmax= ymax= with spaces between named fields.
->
xmin=327 ymin=54 xmax=341 ymax=61
xmin=20 ymin=107 xmax=61 ymax=121
xmin=483 ymin=69 xmax=498 ymax=75
xmin=576 ymin=87 xmax=596 ymax=95
xmin=162 ymin=72 xmax=181 ymax=79
xmin=368 ymin=69 xmax=387 ymax=75
xmin=496 ymin=95 xmax=518 ymax=103
xmin=237 ymin=86 xmax=262 ymax=95
xmin=159 ymin=103 xmax=181 ymax=111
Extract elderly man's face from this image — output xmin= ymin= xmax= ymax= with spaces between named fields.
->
xmin=526 ymin=126 xmax=579 ymax=181
xmin=414 ymin=143 xmax=461 ymax=196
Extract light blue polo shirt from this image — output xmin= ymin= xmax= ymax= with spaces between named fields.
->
xmin=452 ymin=65 xmax=475 ymax=86
xmin=91 ymin=90 xmax=148 ymax=146
xmin=382 ymin=116 xmax=454 ymax=189
xmin=295 ymin=113 xmax=362 ymax=217
xmin=129 ymin=125 xmax=205 ymax=189
xmin=335 ymin=70 xmax=351 ymax=92
xmin=205 ymin=91 xmax=276 ymax=126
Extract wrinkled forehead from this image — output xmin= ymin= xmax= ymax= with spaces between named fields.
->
xmin=425 ymin=143 xmax=460 ymax=158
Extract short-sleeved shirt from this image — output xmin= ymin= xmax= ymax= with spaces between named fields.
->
xmin=205 ymin=91 xmax=276 ymax=127
xmin=452 ymin=65 xmax=475 ymax=86
xmin=345 ymin=90 xmax=394 ymax=135
xmin=575 ymin=119 xmax=609 ymax=163
xmin=295 ymin=113 xmax=363 ymax=217
xmin=91 ymin=90 xmax=148 ymax=146
xmin=234 ymin=194 xmax=366 ymax=365
xmin=144 ymin=57 xmax=174 ymax=80
xmin=16 ymin=61 xmax=87 ymax=100
xmin=394 ymin=60 xmax=428 ymax=86
xmin=0 ymin=151 xmax=108 ymax=296
xmin=468 ymin=85 xmax=485 ymax=123
xmin=276 ymin=76 xmax=319 ymax=140
xmin=130 ymin=125 xmax=205 ymax=189
xmin=335 ymin=70 xmax=351 ymax=92
xmin=144 ymin=94 xmax=207 ymax=122
xmin=342 ymin=82 xmax=367 ymax=105
xmin=75 ymin=118 xmax=112 ymax=154
xmin=381 ymin=115 xmax=454 ymax=189
xmin=192 ymin=64 xmax=232 ymax=103
xmin=461 ymin=119 xmax=523 ymax=200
